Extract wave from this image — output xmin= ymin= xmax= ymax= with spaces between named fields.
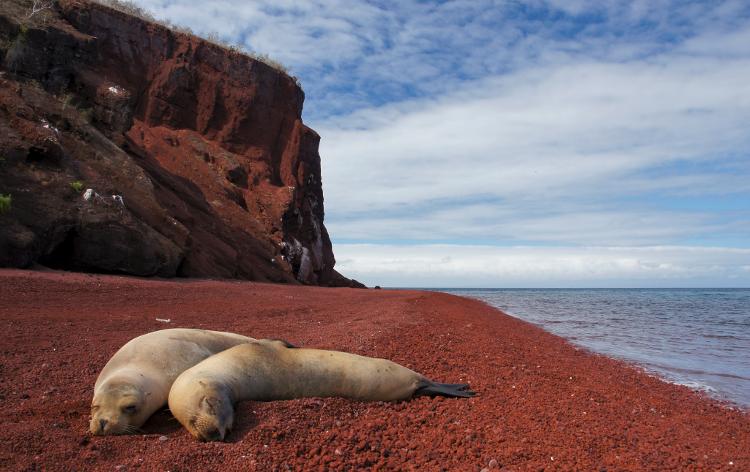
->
xmin=670 ymin=379 xmax=718 ymax=393
xmin=702 ymin=334 xmax=746 ymax=340
xmin=640 ymin=361 xmax=750 ymax=382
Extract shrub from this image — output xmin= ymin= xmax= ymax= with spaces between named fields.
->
xmin=70 ymin=180 xmax=84 ymax=193
xmin=0 ymin=194 xmax=11 ymax=214
xmin=27 ymin=1 xmax=55 ymax=19
xmin=170 ymin=24 xmax=193 ymax=36
xmin=79 ymin=108 xmax=94 ymax=123
xmin=93 ymin=0 xmax=155 ymax=22
xmin=61 ymin=93 xmax=76 ymax=110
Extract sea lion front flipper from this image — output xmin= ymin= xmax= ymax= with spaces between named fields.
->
xmin=266 ymin=338 xmax=299 ymax=348
xmin=413 ymin=380 xmax=476 ymax=398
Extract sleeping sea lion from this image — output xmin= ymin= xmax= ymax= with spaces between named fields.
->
xmin=90 ymin=328 xmax=255 ymax=435
xmin=168 ymin=339 xmax=474 ymax=441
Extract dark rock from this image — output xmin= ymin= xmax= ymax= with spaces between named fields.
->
xmin=26 ymin=138 xmax=65 ymax=166
xmin=226 ymin=165 xmax=248 ymax=188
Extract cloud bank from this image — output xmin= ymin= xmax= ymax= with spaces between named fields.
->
xmin=335 ymin=245 xmax=750 ymax=288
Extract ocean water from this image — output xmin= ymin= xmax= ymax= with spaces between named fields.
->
xmin=438 ymin=288 xmax=750 ymax=408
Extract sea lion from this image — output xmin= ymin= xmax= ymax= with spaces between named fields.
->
xmin=168 ymin=340 xmax=475 ymax=441
xmin=90 ymin=328 xmax=255 ymax=435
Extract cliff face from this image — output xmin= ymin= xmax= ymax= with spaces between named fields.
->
xmin=0 ymin=0 xmax=360 ymax=286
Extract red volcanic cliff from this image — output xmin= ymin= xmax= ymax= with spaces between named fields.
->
xmin=0 ymin=0 xmax=359 ymax=286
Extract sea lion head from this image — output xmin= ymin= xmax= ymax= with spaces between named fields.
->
xmin=180 ymin=381 xmax=234 ymax=442
xmin=89 ymin=380 xmax=149 ymax=435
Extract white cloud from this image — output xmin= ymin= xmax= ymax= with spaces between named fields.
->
xmin=317 ymin=33 xmax=750 ymax=246
xmin=325 ymin=202 xmax=736 ymax=246
xmin=335 ymin=244 xmax=750 ymax=287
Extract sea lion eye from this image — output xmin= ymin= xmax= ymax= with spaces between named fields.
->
xmin=122 ymin=404 xmax=138 ymax=414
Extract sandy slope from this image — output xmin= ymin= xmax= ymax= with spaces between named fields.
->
xmin=0 ymin=269 xmax=747 ymax=471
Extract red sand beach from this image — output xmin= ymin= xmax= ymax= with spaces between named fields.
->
xmin=0 ymin=269 xmax=747 ymax=471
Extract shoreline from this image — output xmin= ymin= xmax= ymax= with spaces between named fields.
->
xmin=433 ymin=287 xmax=750 ymax=410
xmin=1 ymin=269 xmax=748 ymax=470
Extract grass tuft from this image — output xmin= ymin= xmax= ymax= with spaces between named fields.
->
xmin=70 ymin=180 xmax=84 ymax=193
xmin=91 ymin=0 xmax=154 ymax=21
xmin=0 ymin=194 xmax=11 ymax=214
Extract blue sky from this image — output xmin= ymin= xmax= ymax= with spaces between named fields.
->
xmin=133 ymin=0 xmax=750 ymax=287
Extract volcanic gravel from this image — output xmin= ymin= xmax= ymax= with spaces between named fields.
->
xmin=0 ymin=269 xmax=747 ymax=471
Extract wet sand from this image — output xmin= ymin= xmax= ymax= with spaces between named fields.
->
xmin=0 ymin=269 xmax=747 ymax=470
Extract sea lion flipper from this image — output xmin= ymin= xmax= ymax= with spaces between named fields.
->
xmin=414 ymin=380 xmax=476 ymax=398
xmin=267 ymin=338 xmax=298 ymax=349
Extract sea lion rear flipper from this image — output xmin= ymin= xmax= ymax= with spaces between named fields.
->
xmin=414 ymin=380 xmax=476 ymax=398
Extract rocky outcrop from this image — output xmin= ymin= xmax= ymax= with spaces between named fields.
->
xmin=0 ymin=0 xmax=362 ymax=286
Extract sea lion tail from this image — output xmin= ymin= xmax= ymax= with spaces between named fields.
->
xmin=414 ymin=380 xmax=476 ymax=398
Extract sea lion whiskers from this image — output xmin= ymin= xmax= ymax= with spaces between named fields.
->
xmin=120 ymin=424 xmax=143 ymax=435
xmin=189 ymin=414 xmax=229 ymax=442
xmin=90 ymin=380 xmax=148 ymax=435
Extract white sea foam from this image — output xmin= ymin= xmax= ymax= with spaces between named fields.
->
xmin=672 ymin=379 xmax=718 ymax=394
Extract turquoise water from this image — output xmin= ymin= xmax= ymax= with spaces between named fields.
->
xmin=437 ymin=288 xmax=750 ymax=408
